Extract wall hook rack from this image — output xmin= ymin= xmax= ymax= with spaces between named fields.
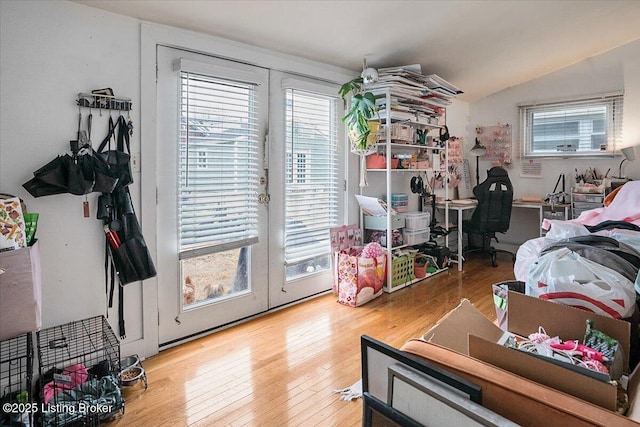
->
xmin=77 ymin=92 xmax=132 ymax=111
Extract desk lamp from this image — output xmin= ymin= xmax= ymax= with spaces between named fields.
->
xmin=469 ymin=138 xmax=487 ymax=186
xmin=618 ymin=146 xmax=636 ymax=179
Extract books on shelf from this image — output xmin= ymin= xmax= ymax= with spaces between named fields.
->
xmin=365 ymin=66 xmax=462 ymax=124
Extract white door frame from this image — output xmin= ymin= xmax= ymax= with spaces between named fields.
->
xmin=139 ymin=22 xmax=355 ymax=358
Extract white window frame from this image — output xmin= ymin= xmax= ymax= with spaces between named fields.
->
xmin=519 ymin=92 xmax=623 ymax=158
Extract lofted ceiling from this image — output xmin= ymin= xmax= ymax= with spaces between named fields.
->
xmin=72 ymin=0 xmax=640 ymax=102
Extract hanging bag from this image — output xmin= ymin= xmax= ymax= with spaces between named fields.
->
xmin=97 ymin=116 xmax=133 ymax=188
xmin=105 ymin=187 xmax=156 ymax=286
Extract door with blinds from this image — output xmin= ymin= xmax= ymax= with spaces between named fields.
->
xmin=267 ymin=72 xmax=344 ymax=307
xmin=156 ymin=48 xmax=344 ymax=345
xmin=156 ymin=47 xmax=270 ymax=345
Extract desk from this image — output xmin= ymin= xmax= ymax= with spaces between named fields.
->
xmin=439 ymin=200 xmax=570 ymax=271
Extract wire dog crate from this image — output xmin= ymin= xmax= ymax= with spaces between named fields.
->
xmin=0 ymin=332 xmax=33 ymax=427
xmin=36 ymin=315 xmax=124 ymax=426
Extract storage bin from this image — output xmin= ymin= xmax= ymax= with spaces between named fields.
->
xmin=0 ymin=241 xmax=42 ymax=341
xmin=367 ymin=229 xmax=403 ymax=248
xmin=404 ymin=212 xmax=430 ymax=230
xmin=403 ymin=228 xmax=430 ymax=245
xmin=364 ymin=214 xmax=405 ymax=231
xmin=390 ymin=193 xmax=408 ymax=213
xmin=391 ymin=253 xmax=415 ymax=288
xmin=573 ymin=201 xmax=601 ymax=210
xmin=380 ymin=123 xmax=414 ymax=143
xmin=572 ymin=193 xmax=604 ymax=203
xmin=366 ymin=153 xmax=386 ymax=169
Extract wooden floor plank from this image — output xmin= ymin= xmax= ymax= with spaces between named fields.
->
xmin=106 ymin=257 xmax=514 ymax=426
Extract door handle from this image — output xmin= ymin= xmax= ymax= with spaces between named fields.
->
xmin=258 ymin=193 xmax=270 ymax=204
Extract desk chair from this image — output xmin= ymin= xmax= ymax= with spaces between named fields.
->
xmin=463 ymin=166 xmax=516 ymax=267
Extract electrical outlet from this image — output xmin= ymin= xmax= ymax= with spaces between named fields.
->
xmin=131 ymin=153 xmax=141 ymax=172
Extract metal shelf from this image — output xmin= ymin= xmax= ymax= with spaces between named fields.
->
xmin=77 ymin=92 xmax=132 ymax=111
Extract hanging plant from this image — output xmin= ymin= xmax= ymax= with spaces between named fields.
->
xmin=339 ymin=77 xmax=379 ymax=151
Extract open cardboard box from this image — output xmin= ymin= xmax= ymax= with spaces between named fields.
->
xmin=423 ymin=292 xmax=640 ymax=419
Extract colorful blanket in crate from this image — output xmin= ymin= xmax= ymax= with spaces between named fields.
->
xmin=41 ymin=375 xmax=123 ymax=426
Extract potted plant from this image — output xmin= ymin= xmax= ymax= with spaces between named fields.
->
xmin=339 ymin=77 xmax=380 ymax=151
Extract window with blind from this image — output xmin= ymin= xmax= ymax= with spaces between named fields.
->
xmin=178 ymin=70 xmax=260 ymax=259
xmin=284 ymin=89 xmax=340 ymax=280
xmin=519 ymin=93 xmax=623 ymax=157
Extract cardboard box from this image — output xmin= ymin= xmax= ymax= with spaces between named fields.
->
xmin=0 ymin=241 xmax=42 ymax=341
xmin=423 ymin=292 xmax=637 ymax=413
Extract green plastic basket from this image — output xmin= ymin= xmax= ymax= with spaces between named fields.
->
xmin=391 ymin=253 xmax=415 ymax=288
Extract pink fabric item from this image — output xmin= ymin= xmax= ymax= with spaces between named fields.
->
xmin=43 ymin=363 xmax=89 ymax=404
xmin=574 ymin=181 xmax=640 ymax=226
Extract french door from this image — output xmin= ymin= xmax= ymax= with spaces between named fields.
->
xmin=156 ymin=47 xmax=343 ymax=345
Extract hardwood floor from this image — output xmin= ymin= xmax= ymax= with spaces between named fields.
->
xmin=107 ymin=254 xmax=516 ymax=426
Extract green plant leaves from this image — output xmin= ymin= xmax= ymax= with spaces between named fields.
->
xmin=339 ymin=77 xmax=379 ymax=150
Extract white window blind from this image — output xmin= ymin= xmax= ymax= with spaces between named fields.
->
xmin=284 ymin=89 xmax=339 ymax=265
xmin=178 ymin=70 xmax=260 ymax=259
xmin=520 ymin=93 xmax=623 ymax=157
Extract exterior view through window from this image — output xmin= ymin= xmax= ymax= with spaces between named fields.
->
xmin=284 ymin=89 xmax=340 ymax=280
xmin=520 ymin=94 xmax=623 ymax=157
xmin=179 ymin=71 xmax=260 ymax=308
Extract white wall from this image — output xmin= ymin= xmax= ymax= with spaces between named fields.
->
xmin=468 ymin=39 xmax=640 ymax=197
xmin=0 ymin=1 xmax=145 ymax=347
xmin=0 ymin=0 xmax=356 ymax=357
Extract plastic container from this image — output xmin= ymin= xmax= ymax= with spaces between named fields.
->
xmin=391 ymin=193 xmax=408 ymax=213
xmin=366 ymin=153 xmax=386 ymax=169
xmin=391 ymin=253 xmax=415 ymax=288
xmin=364 ymin=214 xmax=405 ymax=231
xmin=403 ymin=229 xmax=430 ymax=245
xmin=404 ymin=212 xmax=431 ymax=230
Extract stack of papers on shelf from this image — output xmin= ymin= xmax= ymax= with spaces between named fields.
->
xmin=365 ymin=65 xmax=462 ymax=123
xmin=424 ymin=74 xmax=464 ymax=95
xmin=355 ymin=195 xmax=397 ymax=216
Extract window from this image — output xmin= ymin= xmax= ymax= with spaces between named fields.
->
xmin=178 ymin=71 xmax=260 ymax=253
xmin=520 ymin=93 xmax=623 ymax=157
xmin=284 ymin=88 xmax=340 ymax=280
xmin=285 ymin=151 xmax=310 ymax=184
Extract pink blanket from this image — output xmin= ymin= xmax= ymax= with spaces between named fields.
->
xmin=574 ymin=181 xmax=640 ymax=226
xmin=43 ymin=363 xmax=89 ymax=404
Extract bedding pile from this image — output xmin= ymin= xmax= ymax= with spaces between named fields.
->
xmin=516 ymin=182 xmax=640 ymax=319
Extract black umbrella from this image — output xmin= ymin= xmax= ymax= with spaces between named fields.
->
xmin=22 ymin=145 xmax=119 ymax=197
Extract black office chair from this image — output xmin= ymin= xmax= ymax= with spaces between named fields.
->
xmin=463 ymin=166 xmax=516 ymax=267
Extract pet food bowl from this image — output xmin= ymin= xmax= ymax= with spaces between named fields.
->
xmin=120 ymin=354 xmax=141 ymax=371
xmin=119 ymin=366 xmax=146 ymax=387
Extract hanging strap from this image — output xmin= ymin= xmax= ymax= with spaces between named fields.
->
xmin=97 ymin=116 xmax=117 ymax=153
xmin=116 ymin=115 xmax=131 ymax=154
xmin=119 ymin=281 xmax=126 ymax=339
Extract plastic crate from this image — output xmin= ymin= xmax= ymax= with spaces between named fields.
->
xmin=404 ymin=212 xmax=430 ymax=230
xmin=36 ymin=316 xmax=124 ymax=426
xmin=364 ymin=214 xmax=405 ymax=231
xmin=403 ymin=229 xmax=430 ymax=246
xmin=0 ymin=332 xmax=33 ymax=427
xmin=391 ymin=253 xmax=415 ymax=288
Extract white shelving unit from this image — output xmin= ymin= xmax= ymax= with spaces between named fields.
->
xmin=360 ymin=88 xmax=451 ymax=293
